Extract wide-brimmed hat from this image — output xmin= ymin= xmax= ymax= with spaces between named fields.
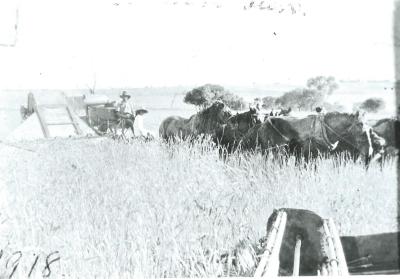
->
xmin=136 ymin=107 xmax=148 ymax=114
xmin=120 ymin=91 xmax=131 ymax=99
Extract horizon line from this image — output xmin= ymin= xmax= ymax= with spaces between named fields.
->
xmin=0 ymin=79 xmax=396 ymax=92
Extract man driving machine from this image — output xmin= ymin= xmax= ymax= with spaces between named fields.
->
xmin=116 ymin=91 xmax=135 ymax=136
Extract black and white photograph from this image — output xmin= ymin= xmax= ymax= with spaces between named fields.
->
xmin=0 ymin=0 xmax=398 ymax=277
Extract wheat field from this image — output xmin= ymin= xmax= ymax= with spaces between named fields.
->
xmin=0 ymin=137 xmax=397 ymax=278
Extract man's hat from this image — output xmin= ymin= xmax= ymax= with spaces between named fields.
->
xmin=136 ymin=107 xmax=148 ymax=114
xmin=120 ymin=91 xmax=131 ymax=99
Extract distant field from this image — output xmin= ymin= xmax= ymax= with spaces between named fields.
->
xmin=0 ymin=81 xmax=396 ymax=139
xmin=0 ymin=137 xmax=397 ymax=277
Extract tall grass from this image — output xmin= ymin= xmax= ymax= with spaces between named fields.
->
xmin=0 ymin=138 xmax=397 ymax=278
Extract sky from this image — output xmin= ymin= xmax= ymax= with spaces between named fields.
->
xmin=0 ymin=0 xmax=396 ymax=89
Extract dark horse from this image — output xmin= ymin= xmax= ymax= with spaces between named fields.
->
xmin=371 ymin=118 xmax=399 ymax=157
xmin=215 ymin=107 xmax=263 ymax=153
xmin=241 ymin=112 xmax=375 ymax=166
xmin=159 ymin=101 xmax=232 ymax=141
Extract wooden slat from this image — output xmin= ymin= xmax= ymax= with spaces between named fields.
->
xmin=254 ymin=211 xmax=283 ymax=277
xmin=27 ymin=92 xmax=35 ymax=113
xmin=264 ymin=211 xmax=286 ymax=277
xmin=66 ymin=105 xmax=82 ymax=135
xmin=28 ymin=93 xmax=50 ymax=138
xmin=35 ymin=106 xmax=50 ymax=138
xmin=323 ymin=219 xmax=339 ymax=276
xmin=293 ymin=235 xmax=302 ymax=276
xmin=328 ymin=218 xmax=349 ymax=276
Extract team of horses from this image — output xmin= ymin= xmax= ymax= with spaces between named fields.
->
xmin=159 ymin=101 xmax=396 ymax=166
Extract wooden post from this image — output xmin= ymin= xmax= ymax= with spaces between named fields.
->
xmin=254 ymin=211 xmax=287 ymax=277
xmin=27 ymin=92 xmax=35 ymax=114
xmin=328 ymin=218 xmax=349 ymax=275
xmin=293 ymin=234 xmax=302 ymax=276
xmin=66 ymin=105 xmax=82 ymax=135
xmin=35 ymin=105 xmax=50 ymax=138
xmin=254 ymin=213 xmax=282 ymax=277
xmin=264 ymin=211 xmax=287 ymax=277
xmin=323 ymin=219 xmax=339 ymax=276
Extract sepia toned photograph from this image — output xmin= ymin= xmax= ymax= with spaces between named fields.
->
xmin=0 ymin=0 xmax=398 ymax=277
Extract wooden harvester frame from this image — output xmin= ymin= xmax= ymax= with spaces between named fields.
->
xmin=24 ymin=92 xmax=83 ymax=138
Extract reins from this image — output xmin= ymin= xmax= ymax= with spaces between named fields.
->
xmin=320 ymin=117 xmax=371 ymax=156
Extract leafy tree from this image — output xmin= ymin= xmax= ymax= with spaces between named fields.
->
xmin=359 ymin=98 xmax=385 ymax=113
xmin=274 ymin=88 xmax=325 ymax=111
xmin=184 ymin=84 xmax=223 ymax=108
xmin=275 ymin=89 xmax=304 ymax=110
xmin=268 ymin=76 xmax=339 ymax=112
xmin=306 ymin=76 xmax=339 ymax=95
xmin=215 ymin=91 xmax=247 ymax=110
xmin=184 ymin=84 xmax=246 ymax=110
xmin=261 ymin=96 xmax=276 ymax=109
xmin=301 ymin=89 xmax=324 ymax=110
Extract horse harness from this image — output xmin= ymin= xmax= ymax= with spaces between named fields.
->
xmin=312 ymin=115 xmax=339 ymax=151
xmin=264 ymin=116 xmax=336 ymax=152
xmin=266 ymin=115 xmax=369 ymax=154
xmin=318 ymin=115 xmax=375 ymax=157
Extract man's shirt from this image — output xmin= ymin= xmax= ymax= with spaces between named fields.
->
xmin=117 ymin=100 xmax=135 ymax=115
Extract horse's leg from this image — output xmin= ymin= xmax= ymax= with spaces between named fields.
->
xmin=219 ymin=147 xmax=229 ymax=162
xmin=293 ymin=151 xmax=302 ymax=167
xmin=290 ymin=144 xmax=302 ymax=168
xmin=364 ymin=153 xmax=371 ymax=171
xmin=279 ymin=145 xmax=290 ymax=167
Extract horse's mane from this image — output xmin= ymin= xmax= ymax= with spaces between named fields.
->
xmin=197 ymin=101 xmax=232 ymax=122
xmin=227 ymin=109 xmax=254 ymax=123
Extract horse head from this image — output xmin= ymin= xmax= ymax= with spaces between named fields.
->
xmin=215 ymin=107 xmax=262 ymax=152
xmin=196 ymin=101 xmax=232 ymax=137
xmin=249 ymin=107 xmax=263 ymax=126
xmin=205 ymin=100 xmax=232 ymax=124
xmin=226 ymin=108 xmax=262 ymax=132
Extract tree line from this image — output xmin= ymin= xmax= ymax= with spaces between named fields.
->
xmin=183 ymin=76 xmax=386 ymax=113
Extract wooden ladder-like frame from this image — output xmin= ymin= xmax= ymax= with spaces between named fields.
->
xmin=28 ymin=92 xmax=83 ymax=138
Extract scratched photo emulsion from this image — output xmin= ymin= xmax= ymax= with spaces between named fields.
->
xmin=0 ymin=0 xmax=398 ymax=278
